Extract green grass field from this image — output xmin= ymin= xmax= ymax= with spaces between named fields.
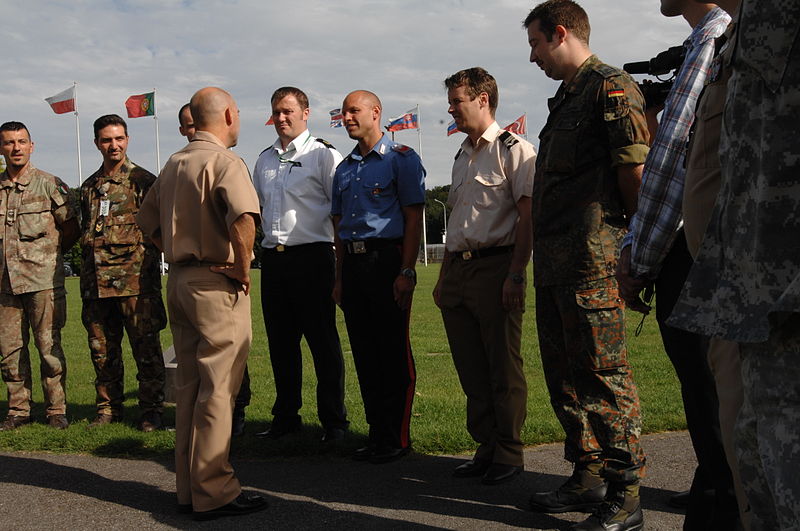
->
xmin=0 ymin=264 xmax=683 ymax=459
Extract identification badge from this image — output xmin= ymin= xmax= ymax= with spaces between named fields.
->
xmin=99 ymin=200 xmax=110 ymax=217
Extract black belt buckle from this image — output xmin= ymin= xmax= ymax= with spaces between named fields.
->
xmin=351 ymin=241 xmax=367 ymax=254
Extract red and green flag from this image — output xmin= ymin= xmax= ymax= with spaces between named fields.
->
xmin=125 ymin=92 xmax=155 ymax=118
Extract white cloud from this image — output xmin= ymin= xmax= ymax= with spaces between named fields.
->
xmin=2 ymin=0 xmax=690 ymax=187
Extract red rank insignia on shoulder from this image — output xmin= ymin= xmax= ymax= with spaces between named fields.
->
xmin=392 ymin=144 xmax=411 ymax=153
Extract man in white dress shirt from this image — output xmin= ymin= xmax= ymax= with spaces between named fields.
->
xmin=252 ymin=86 xmax=349 ymax=442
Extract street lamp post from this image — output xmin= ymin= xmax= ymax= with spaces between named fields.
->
xmin=433 ymin=198 xmax=447 ymax=244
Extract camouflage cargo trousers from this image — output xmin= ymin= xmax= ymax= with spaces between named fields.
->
xmin=535 ymin=276 xmax=646 ymax=482
xmin=82 ymin=294 xmax=167 ymax=416
xmin=0 ymin=287 xmax=67 ymax=417
xmin=736 ymin=314 xmax=800 ymax=531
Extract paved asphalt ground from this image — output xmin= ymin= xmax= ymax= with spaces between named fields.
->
xmin=0 ymin=431 xmax=693 ymax=530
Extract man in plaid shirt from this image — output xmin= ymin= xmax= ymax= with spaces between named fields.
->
xmin=616 ymin=2 xmax=739 ymax=529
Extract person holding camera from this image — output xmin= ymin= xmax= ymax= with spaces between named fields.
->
xmin=615 ymin=2 xmax=737 ymax=530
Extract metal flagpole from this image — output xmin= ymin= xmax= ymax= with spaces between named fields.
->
xmin=73 ymin=82 xmax=83 ymax=185
xmin=416 ymin=104 xmax=428 ymax=266
xmin=153 ymin=88 xmax=161 ymax=171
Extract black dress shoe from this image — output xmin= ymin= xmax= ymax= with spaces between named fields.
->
xmin=321 ymin=428 xmax=346 ymax=443
xmin=193 ymin=493 xmax=268 ymax=521
xmin=482 ymin=463 xmax=522 ymax=485
xmin=177 ymin=503 xmax=193 ymax=514
xmin=369 ymin=446 xmax=410 ymax=464
xmin=255 ymin=423 xmax=301 ymax=439
xmin=453 ymin=459 xmax=491 ymax=478
xmin=353 ymin=445 xmax=376 ymax=461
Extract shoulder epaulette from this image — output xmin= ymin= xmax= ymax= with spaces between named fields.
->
xmin=391 ymin=143 xmax=413 ymax=155
xmin=258 ymin=147 xmax=271 ymax=157
xmin=593 ymin=62 xmax=624 ymax=79
xmin=454 ymin=148 xmax=463 ymax=161
xmin=498 ymin=131 xmax=519 ymax=151
xmin=316 ymin=137 xmax=336 ymax=150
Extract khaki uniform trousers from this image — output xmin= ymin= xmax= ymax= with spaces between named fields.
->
xmin=0 ymin=287 xmax=67 ymax=417
xmin=167 ymin=264 xmax=250 ymax=512
xmin=685 ymin=161 xmax=749 ymax=528
xmin=439 ymin=252 xmax=527 ymax=467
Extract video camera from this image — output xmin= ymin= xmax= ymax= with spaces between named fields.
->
xmin=624 ymin=45 xmax=686 ymax=109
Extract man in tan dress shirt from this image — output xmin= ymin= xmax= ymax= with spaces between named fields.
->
xmin=434 ymin=67 xmax=536 ymax=486
xmin=137 ymin=87 xmax=266 ymax=521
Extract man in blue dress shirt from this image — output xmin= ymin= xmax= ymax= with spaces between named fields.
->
xmin=331 ymin=90 xmax=426 ymax=464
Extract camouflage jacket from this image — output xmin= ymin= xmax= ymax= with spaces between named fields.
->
xmin=0 ymin=165 xmax=75 ymax=295
xmin=80 ymin=157 xmax=161 ymax=299
xmin=532 ymin=55 xmax=650 ymax=287
xmin=668 ymin=1 xmax=800 ymax=343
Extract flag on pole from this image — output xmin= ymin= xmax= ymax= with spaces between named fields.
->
xmin=503 ymin=114 xmax=527 ymax=135
xmin=329 ymin=108 xmax=343 ymax=128
xmin=125 ymin=92 xmax=155 ymax=118
xmin=44 ymin=86 xmax=76 ymax=114
xmin=265 ymin=115 xmax=274 ymax=126
xmin=386 ymin=108 xmax=419 ymax=132
xmin=446 ymin=120 xmax=460 ymax=136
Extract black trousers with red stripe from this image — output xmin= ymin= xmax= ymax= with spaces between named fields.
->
xmin=341 ymin=244 xmax=416 ymax=449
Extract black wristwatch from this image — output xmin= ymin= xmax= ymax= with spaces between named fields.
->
xmin=508 ymin=272 xmax=525 ymax=285
xmin=400 ymin=267 xmax=417 ymax=284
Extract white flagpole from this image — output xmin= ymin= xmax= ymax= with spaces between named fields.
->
xmin=416 ymin=104 xmax=428 ymax=267
xmin=153 ymin=88 xmax=161 ymax=172
xmin=73 ymin=82 xmax=83 ymax=185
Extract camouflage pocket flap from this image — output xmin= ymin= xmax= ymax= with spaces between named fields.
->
xmin=105 ymin=213 xmax=137 ymax=225
xmin=17 ymin=199 xmax=50 ymax=214
xmin=575 ymin=287 xmax=621 ymax=311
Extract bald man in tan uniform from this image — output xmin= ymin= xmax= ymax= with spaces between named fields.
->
xmin=137 ymin=87 xmax=266 ymax=521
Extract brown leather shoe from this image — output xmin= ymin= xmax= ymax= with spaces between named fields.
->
xmin=0 ymin=415 xmax=32 ymax=431
xmin=137 ymin=411 xmax=163 ymax=432
xmin=47 ymin=414 xmax=69 ymax=430
xmin=88 ymin=414 xmax=122 ymax=428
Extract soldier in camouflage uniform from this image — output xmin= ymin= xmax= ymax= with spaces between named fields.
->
xmin=523 ymin=2 xmax=649 ymax=530
xmin=81 ymin=114 xmax=166 ymax=432
xmin=669 ymin=1 xmax=800 ymax=528
xmin=0 ymin=121 xmax=79 ymax=431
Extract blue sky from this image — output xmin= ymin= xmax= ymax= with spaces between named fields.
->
xmin=2 ymin=0 xmax=689 ymax=187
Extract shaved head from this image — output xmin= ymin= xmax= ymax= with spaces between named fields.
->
xmin=189 ymin=87 xmax=240 ymax=148
xmin=344 ymin=90 xmax=382 ymax=113
xmin=190 ymin=87 xmax=234 ymax=128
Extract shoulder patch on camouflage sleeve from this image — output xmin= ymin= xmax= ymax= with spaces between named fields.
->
xmin=498 ymin=131 xmax=519 ymax=151
xmin=316 ymin=137 xmax=336 ymax=150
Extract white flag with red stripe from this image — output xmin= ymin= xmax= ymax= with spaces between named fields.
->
xmin=44 ymin=86 xmax=76 ymax=114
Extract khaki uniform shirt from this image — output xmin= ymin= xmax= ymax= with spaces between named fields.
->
xmin=136 ymin=131 xmax=260 ymax=264
xmin=446 ymin=122 xmax=536 ymax=251
xmin=533 ymin=55 xmax=650 ymax=287
xmin=80 ymin=157 xmax=161 ymax=299
xmin=0 ymin=165 xmax=75 ymax=295
xmin=683 ymin=23 xmax=735 ymax=257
